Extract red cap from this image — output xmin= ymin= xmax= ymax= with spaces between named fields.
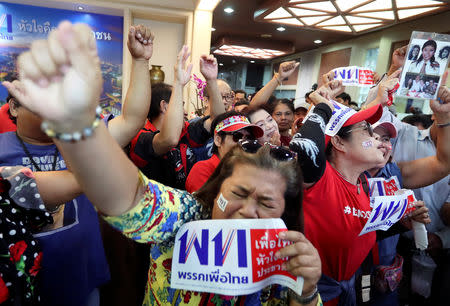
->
xmin=325 ymin=104 xmax=383 ymax=144
xmin=373 ymin=121 xmax=397 ymax=138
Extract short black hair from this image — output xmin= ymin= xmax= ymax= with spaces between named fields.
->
xmin=148 ymin=83 xmax=172 ymax=121
xmin=270 ymin=98 xmax=295 ymax=115
xmin=402 ymin=114 xmax=433 ymax=129
xmin=234 ymin=98 xmax=250 ymax=107
xmin=305 ymin=91 xmax=313 ymax=99
xmin=234 ymin=89 xmax=246 ymax=98
xmin=336 ymin=92 xmax=351 ymax=103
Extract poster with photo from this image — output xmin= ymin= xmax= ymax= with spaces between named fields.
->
xmin=398 ymin=31 xmax=450 ymax=101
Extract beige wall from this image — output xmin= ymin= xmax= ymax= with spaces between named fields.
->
xmin=134 ymin=18 xmax=185 ymax=85
xmin=275 ymin=10 xmax=450 ymax=103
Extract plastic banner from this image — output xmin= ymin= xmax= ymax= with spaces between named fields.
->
xmin=398 ymin=31 xmax=450 ymax=101
xmin=171 ymin=218 xmax=304 ymax=296
xmin=333 ymin=66 xmax=375 ymax=87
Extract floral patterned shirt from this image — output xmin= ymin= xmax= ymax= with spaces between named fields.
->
xmin=104 ymin=172 xmax=323 ymax=306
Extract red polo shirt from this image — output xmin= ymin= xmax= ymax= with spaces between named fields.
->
xmin=185 ymin=154 xmax=220 ymax=193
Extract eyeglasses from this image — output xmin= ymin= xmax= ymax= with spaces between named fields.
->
xmin=222 ymin=93 xmax=235 ymax=101
xmin=346 ymin=121 xmax=374 ymax=137
xmin=238 ymin=139 xmax=297 ymax=161
xmin=225 ymin=131 xmax=254 ymax=142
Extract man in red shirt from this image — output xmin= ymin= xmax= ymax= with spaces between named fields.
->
xmin=185 ymin=111 xmax=263 ymax=193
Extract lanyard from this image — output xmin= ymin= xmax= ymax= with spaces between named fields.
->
xmin=15 ymin=132 xmax=59 ymax=172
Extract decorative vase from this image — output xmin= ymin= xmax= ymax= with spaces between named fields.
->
xmin=150 ymin=65 xmax=165 ymax=84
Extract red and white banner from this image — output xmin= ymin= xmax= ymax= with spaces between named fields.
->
xmin=333 ymin=66 xmax=375 ymax=87
xmin=171 ymin=219 xmax=304 ymax=296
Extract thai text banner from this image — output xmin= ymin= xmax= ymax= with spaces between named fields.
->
xmin=171 ymin=218 xmax=304 ymax=296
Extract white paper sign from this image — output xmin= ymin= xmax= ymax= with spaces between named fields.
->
xmin=171 ymin=218 xmax=304 ymax=296
xmin=333 ymin=66 xmax=375 ymax=87
xmin=360 ymin=189 xmax=416 ymax=236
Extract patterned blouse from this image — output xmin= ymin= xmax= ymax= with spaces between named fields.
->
xmin=104 ymin=172 xmax=322 ymax=306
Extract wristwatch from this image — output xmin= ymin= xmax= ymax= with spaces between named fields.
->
xmin=289 ymin=286 xmax=319 ymax=304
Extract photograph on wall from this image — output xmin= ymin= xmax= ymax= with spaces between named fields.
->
xmin=0 ymin=2 xmax=123 ymax=114
xmin=398 ymin=31 xmax=450 ymax=101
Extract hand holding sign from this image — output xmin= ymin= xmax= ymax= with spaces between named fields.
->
xmin=401 ymin=200 xmax=432 ymax=230
xmin=388 ymin=45 xmax=407 ymax=76
xmin=376 ymin=69 xmax=401 ymax=106
xmin=275 ymin=231 xmax=321 ymax=295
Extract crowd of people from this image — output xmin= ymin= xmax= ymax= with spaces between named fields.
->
xmin=0 ymin=21 xmax=448 ymax=306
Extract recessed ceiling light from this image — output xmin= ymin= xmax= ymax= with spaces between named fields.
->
xmin=219 ymin=63 xmax=224 ymax=66
xmin=211 ymin=27 xmax=216 ymax=31
xmin=77 ymin=5 xmax=84 ymax=10
xmin=314 ymin=39 xmax=322 ymax=44
xmin=224 ymin=7 xmax=234 ymax=14
xmin=276 ymin=26 xmax=286 ymax=31
xmin=261 ymin=34 xmax=272 ymax=38
xmin=250 ymin=60 xmax=255 ymax=63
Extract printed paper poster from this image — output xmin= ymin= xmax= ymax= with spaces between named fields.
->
xmin=0 ymin=2 xmax=123 ymax=115
xmin=398 ymin=31 xmax=450 ymax=101
xmin=360 ymin=189 xmax=416 ymax=236
xmin=333 ymin=66 xmax=375 ymax=87
xmin=171 ymin=218 xmax=304 ymax=296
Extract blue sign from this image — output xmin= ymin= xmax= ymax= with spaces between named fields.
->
xmin=0 ymin=2 xmax=124 ymax=114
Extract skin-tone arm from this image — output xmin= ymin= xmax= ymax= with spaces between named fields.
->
xmin=200 ymin=54 xmax=224 ymax=132
xmin=16 ymin=21 xmax=142 ymax=216
xmin=441 ymin=202 xmax=450 ymax=226
xmin=107 ymin=25 xmax=154 ymax=148
xmin=398 ymin=75 xmax=450 ymax=189
xmin=34 ymin=171 xmax=82 ymax=206
xmin=387 ymin=46 xmax=407 ymax=77
xmin=151 ymin=45 xmax=192 ymax=156
xmin=249 ymin=61 xmax=299 ymax=110
xmin=362 ymin=69 xmax=402 ymax=110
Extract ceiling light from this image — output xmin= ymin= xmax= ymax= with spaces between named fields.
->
xmin=254 ymin=0 xmax=446 ymax=34
xmin=211 ymin=27 xmax=216 ymax=31
xmin=250 ymin=60 xmax=255 ymax=63
xmin=264 ymin=7 xmax=291 ymax=19
xmin=276 ymin=26 xmax=286 ymax=31
xmin=276 ymin=18 xmax=303 ymax=26
xmin=77 ymin=5 xmax=84 ymax=10
xmin=301 ymin=16 xmax=330 ymax=25
xmin=314 ymin=39 xmax=322 ymax=44
xmin=297 ymin=1 xmax=337 ymax=12
xmin=260 ymin=34 xmax=272 ymax=38
xmin=197 ymin=0 xmax=221 ymax=11
xmin=396 ymin=0 xmax=442 ymax=8
xmin=213 ymin=37 xmax=294 ymax=60
xmin=397 ymin=7 xmax=441 ymax=19
xmin=224 ymin=7 xmax=234 ymax=14
xmin=352 ymin=23 xmax=383 ymax=32
xmin=219 ymin=63 xmax=224 ymax=66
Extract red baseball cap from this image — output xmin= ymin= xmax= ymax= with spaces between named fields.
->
xmin=325 ymin=104 xmax=383 ymax=144
xmin=373 ymin=121 xmax=397 ymax=138
xmin=214 ymin=115 xmax=264 ymax=138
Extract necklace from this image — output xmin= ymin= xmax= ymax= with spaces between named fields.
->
xmin=333 ymin=166 xmax=362 ymax=194
xmin=15 ymin=132 xmax=59 ymax=172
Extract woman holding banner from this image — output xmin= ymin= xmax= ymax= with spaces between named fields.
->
xmin=12 ymin=22 xmax=329 ymax=306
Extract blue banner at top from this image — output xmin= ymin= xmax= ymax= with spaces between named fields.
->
xmin=0 ymin=1 xmax=124 ymax=114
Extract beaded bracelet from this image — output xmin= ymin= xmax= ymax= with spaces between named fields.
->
xmin=289 ymin=286 xmax=319 ymax=305
xmin=41 ymin=106 xmax=103 ymax=142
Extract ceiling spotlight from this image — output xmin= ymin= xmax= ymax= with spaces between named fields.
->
xmin=276 ymin=26 xmax=286 ymax=32
xmin=219 ymin=63 xmax=224 ymax=66
xmin=250 ymin=60 xmax=255 ymax=63
xmin=224 ymin=7 xmax=234 ymax=14
xmin=211 ymin=27 xmax=216 ymax=31
xmin=314 ymin=39 xmax=322 ymax=44
xmin=77 ymin=5 xmax=84 ymax=10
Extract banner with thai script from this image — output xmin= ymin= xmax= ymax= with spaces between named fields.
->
xmin=360 ymin=189 xmax=416 ymax=236
xmin=0 ymin=2 xmax=123 ymax=114
xmin=333 ymin=66 xmax=375 ymax=87
xmin=171 ymin=218 xmax=304 ymax=296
